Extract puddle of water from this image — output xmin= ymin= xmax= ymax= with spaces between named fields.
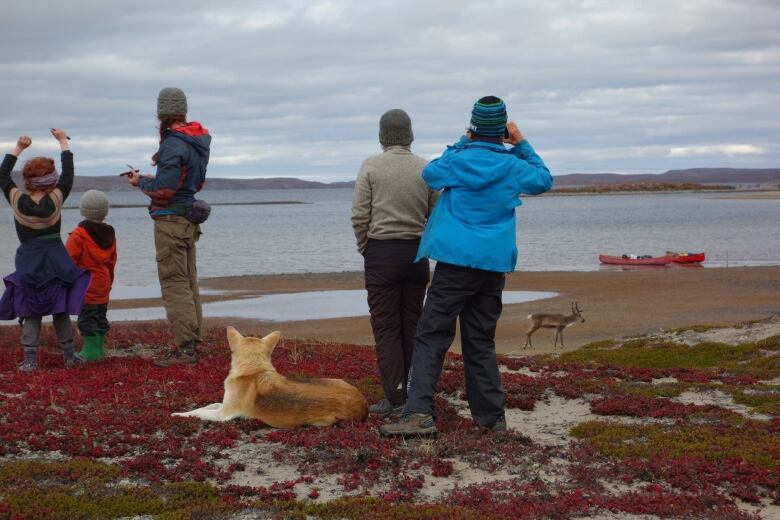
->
xmin=106 ymin=290 xmax=558 ymax=322
xmin=110 ymin=285 xmax=227 ymax=300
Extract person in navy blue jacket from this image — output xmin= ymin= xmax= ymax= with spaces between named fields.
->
xmin=127 ymin=87 xmax=211 ymax=366
xmin=380 ymin=96 xmax=553 ymax=436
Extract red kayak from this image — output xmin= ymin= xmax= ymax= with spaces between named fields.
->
xmin=599 ymin=254 xmax=673 ymax=266
xmin=667 ymin=251 xmax=706 ymax=263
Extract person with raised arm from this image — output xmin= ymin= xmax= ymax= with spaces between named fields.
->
xmin=380 ymin=96 xmax=553 ymax=436
xmin=0 ymin=129 xmax=91 ymax=372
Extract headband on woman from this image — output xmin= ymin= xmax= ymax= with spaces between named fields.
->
xmin=25 ymin=170 xmax=59 ymax=190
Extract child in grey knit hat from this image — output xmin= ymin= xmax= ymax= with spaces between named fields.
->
xmin=65 ymin=190 xmax=117 ymax=361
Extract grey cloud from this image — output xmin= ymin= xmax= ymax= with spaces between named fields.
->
xmin=1 ymin=0 xmax=778 ymax=178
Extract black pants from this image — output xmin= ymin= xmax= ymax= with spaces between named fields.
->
xmin=404 ymin=262 xmax=505 ymax=427
xmin=364 ymin=239 xmax=429 ymax=406
xmin=77 ymin=304 xmax=110 ymax=336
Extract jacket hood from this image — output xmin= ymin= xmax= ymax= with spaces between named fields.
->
xmin=77 ymin=221 xmax=115 ymax=251
xmin=450 ymin=139 xmax=513 ymax=190
xmin=169 ymin=121 xmax=211 ymax=157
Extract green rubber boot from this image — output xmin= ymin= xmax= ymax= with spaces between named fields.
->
xmin=80 ymin=334 xmax=105 ymax=361
xmin=98 ymin=331 xmax=108 ymax=357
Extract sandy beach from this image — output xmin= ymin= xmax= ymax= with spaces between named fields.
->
xmin=106 ymin=265 xmax=780 ymax=355
xmin=708 ymin=190 xmax=780 ymax=200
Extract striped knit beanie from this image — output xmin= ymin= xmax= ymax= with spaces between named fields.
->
xmin=469 ymin=96 xmax=507 ymax=137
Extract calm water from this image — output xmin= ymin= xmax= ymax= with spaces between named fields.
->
xmin=106 ymin=290 xmax=558 ymax=322
xmin=1 ymin=189 xmax=778 ymax=286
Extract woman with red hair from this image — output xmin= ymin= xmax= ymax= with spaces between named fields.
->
xmin=0 ymin=129 xmax=91 ymax=372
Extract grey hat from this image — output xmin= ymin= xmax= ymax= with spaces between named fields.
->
xmin=157 ymin=87 xmax=188 ymax=117
xmin=80 ymin=190 xmax=109 ymax=221
xmin=379 ymin=109 xmax=413 ymax=147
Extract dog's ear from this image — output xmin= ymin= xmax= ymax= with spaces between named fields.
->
xmin=261 ymin=331 xmax=281 ymax=352
xmin=227 ymin=326 xmax=243 ymax=351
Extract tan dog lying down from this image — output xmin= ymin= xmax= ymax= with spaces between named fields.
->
xmin=172 ymin=327 xmax=368 ymax=428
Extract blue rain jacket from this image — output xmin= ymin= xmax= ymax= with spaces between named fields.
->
xmin=416 ymin=136 xmax=552 ymax=272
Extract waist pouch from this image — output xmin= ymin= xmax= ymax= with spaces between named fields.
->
xmin=186 ymin=199 xmax=211 ymax=224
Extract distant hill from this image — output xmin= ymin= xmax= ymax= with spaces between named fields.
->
xmin=552 ymin=182 xmax=736 ymax=194
xmin=8 ymin=173 xmax=356 ymax=192
xmin=9 ymin=167 xmax=780 ymax=191
xmin=553 ymin=168 xmax=780 ymax=187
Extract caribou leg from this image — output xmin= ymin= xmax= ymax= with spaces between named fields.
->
xmin=524 ymin=324 xmax=540 ymax=349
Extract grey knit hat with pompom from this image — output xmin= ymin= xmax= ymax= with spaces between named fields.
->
xmin=157 ymin=87 xmax=188 ymax=117
xmin=379 ymin=109 xmax=413 ymax=147
xmin=80 ymin=190 xmax=109 ymax=221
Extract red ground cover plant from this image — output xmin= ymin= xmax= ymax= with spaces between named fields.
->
xmin=589 ymin=392 xmax=733 ymax=419
xmin=0 ymin=322 xmax=776 ymax=519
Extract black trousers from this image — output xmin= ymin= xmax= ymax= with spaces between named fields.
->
xmin=364 ymin=239 xmax=429 ymax=405
xmin=77 ymin=304 xmax=110 ymax=336
xmin=404 ymin=262 xmax=506 ymax=427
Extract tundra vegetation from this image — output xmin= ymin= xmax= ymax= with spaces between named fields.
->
xmin=0 ymin=322 xmax=777 ymax=519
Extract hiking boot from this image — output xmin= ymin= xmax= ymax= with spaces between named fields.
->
xmin=18 ymin=360 xmax=37 ymax=373
xmin=153 ymin=348 xmax=198 ymax=367
xmin=379 ymin=413 xmax=436 ymax=436
xmin=490 ymin=415 xmax=507 ymax=432
xmin=368 ymin=398 xmax=404 ymax=417
xmin=475 ymin=415 xmax=507 ymax=432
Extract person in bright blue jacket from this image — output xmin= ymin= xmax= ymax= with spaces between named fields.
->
xmin=380 ymin=96 xmax=552 ymax=436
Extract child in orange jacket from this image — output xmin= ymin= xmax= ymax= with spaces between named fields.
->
xmin=66 ymin=190 xmax=116 ymax=360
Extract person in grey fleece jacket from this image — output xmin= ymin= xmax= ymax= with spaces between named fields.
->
xmin=351 ymin=109 xmax=438 ymax=416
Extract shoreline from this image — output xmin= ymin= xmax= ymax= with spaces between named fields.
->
xmin=49 ymin=188 xmax=780 ymax=200
xmin=94 ymin=266 xmax=780 ymax=355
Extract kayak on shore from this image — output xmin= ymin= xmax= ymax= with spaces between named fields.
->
xmin=599 ymin=254 xmax=673 ymax=266
xmin=667 ymin=251 xmax=706 ymax=263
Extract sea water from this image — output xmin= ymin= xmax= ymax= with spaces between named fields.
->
xmin=1 ymin=189 xmax=779 ymax=286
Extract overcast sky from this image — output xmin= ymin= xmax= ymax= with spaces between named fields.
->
xmin=1 ymin=0 xmax=778 ymax=180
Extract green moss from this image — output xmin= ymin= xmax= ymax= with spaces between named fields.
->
xmin=755 ymin=335 xmax=780 ymax=351
xmin=731 ymin=387 xmax=780 ymax=415
xmin=0 ymin=461 xmax=229 ymax=520
xmin=561 ymin=339 xmax=727 ymax=368
xmin=1 ymin=484 xmax=229 ymax=520
xmin=617 ymin=381 xmax=689 ymax=399
xmin=351 ymin=376 xmax=384 ymax=400
xmin=560 ymin=337 xmax=780 ymax=379
xmin=2 ymin=489 xmax=164 ymax=520
xmin=0 ymin=459 xmax=118 ymax=486
xmin=579 ymin=339 xmax=617 ymax=350
xmin=669 ymin=324 xmax=729 ymax=334
xmin=729 ymin=354 xmax=780 ymax=380
xmin=735 ymin=318 xmax=773 ymax=329
xmin=155 ymin=481 xmax=222 ymax=513
xmin=571 ymin=420 xmax=780 ymax=469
